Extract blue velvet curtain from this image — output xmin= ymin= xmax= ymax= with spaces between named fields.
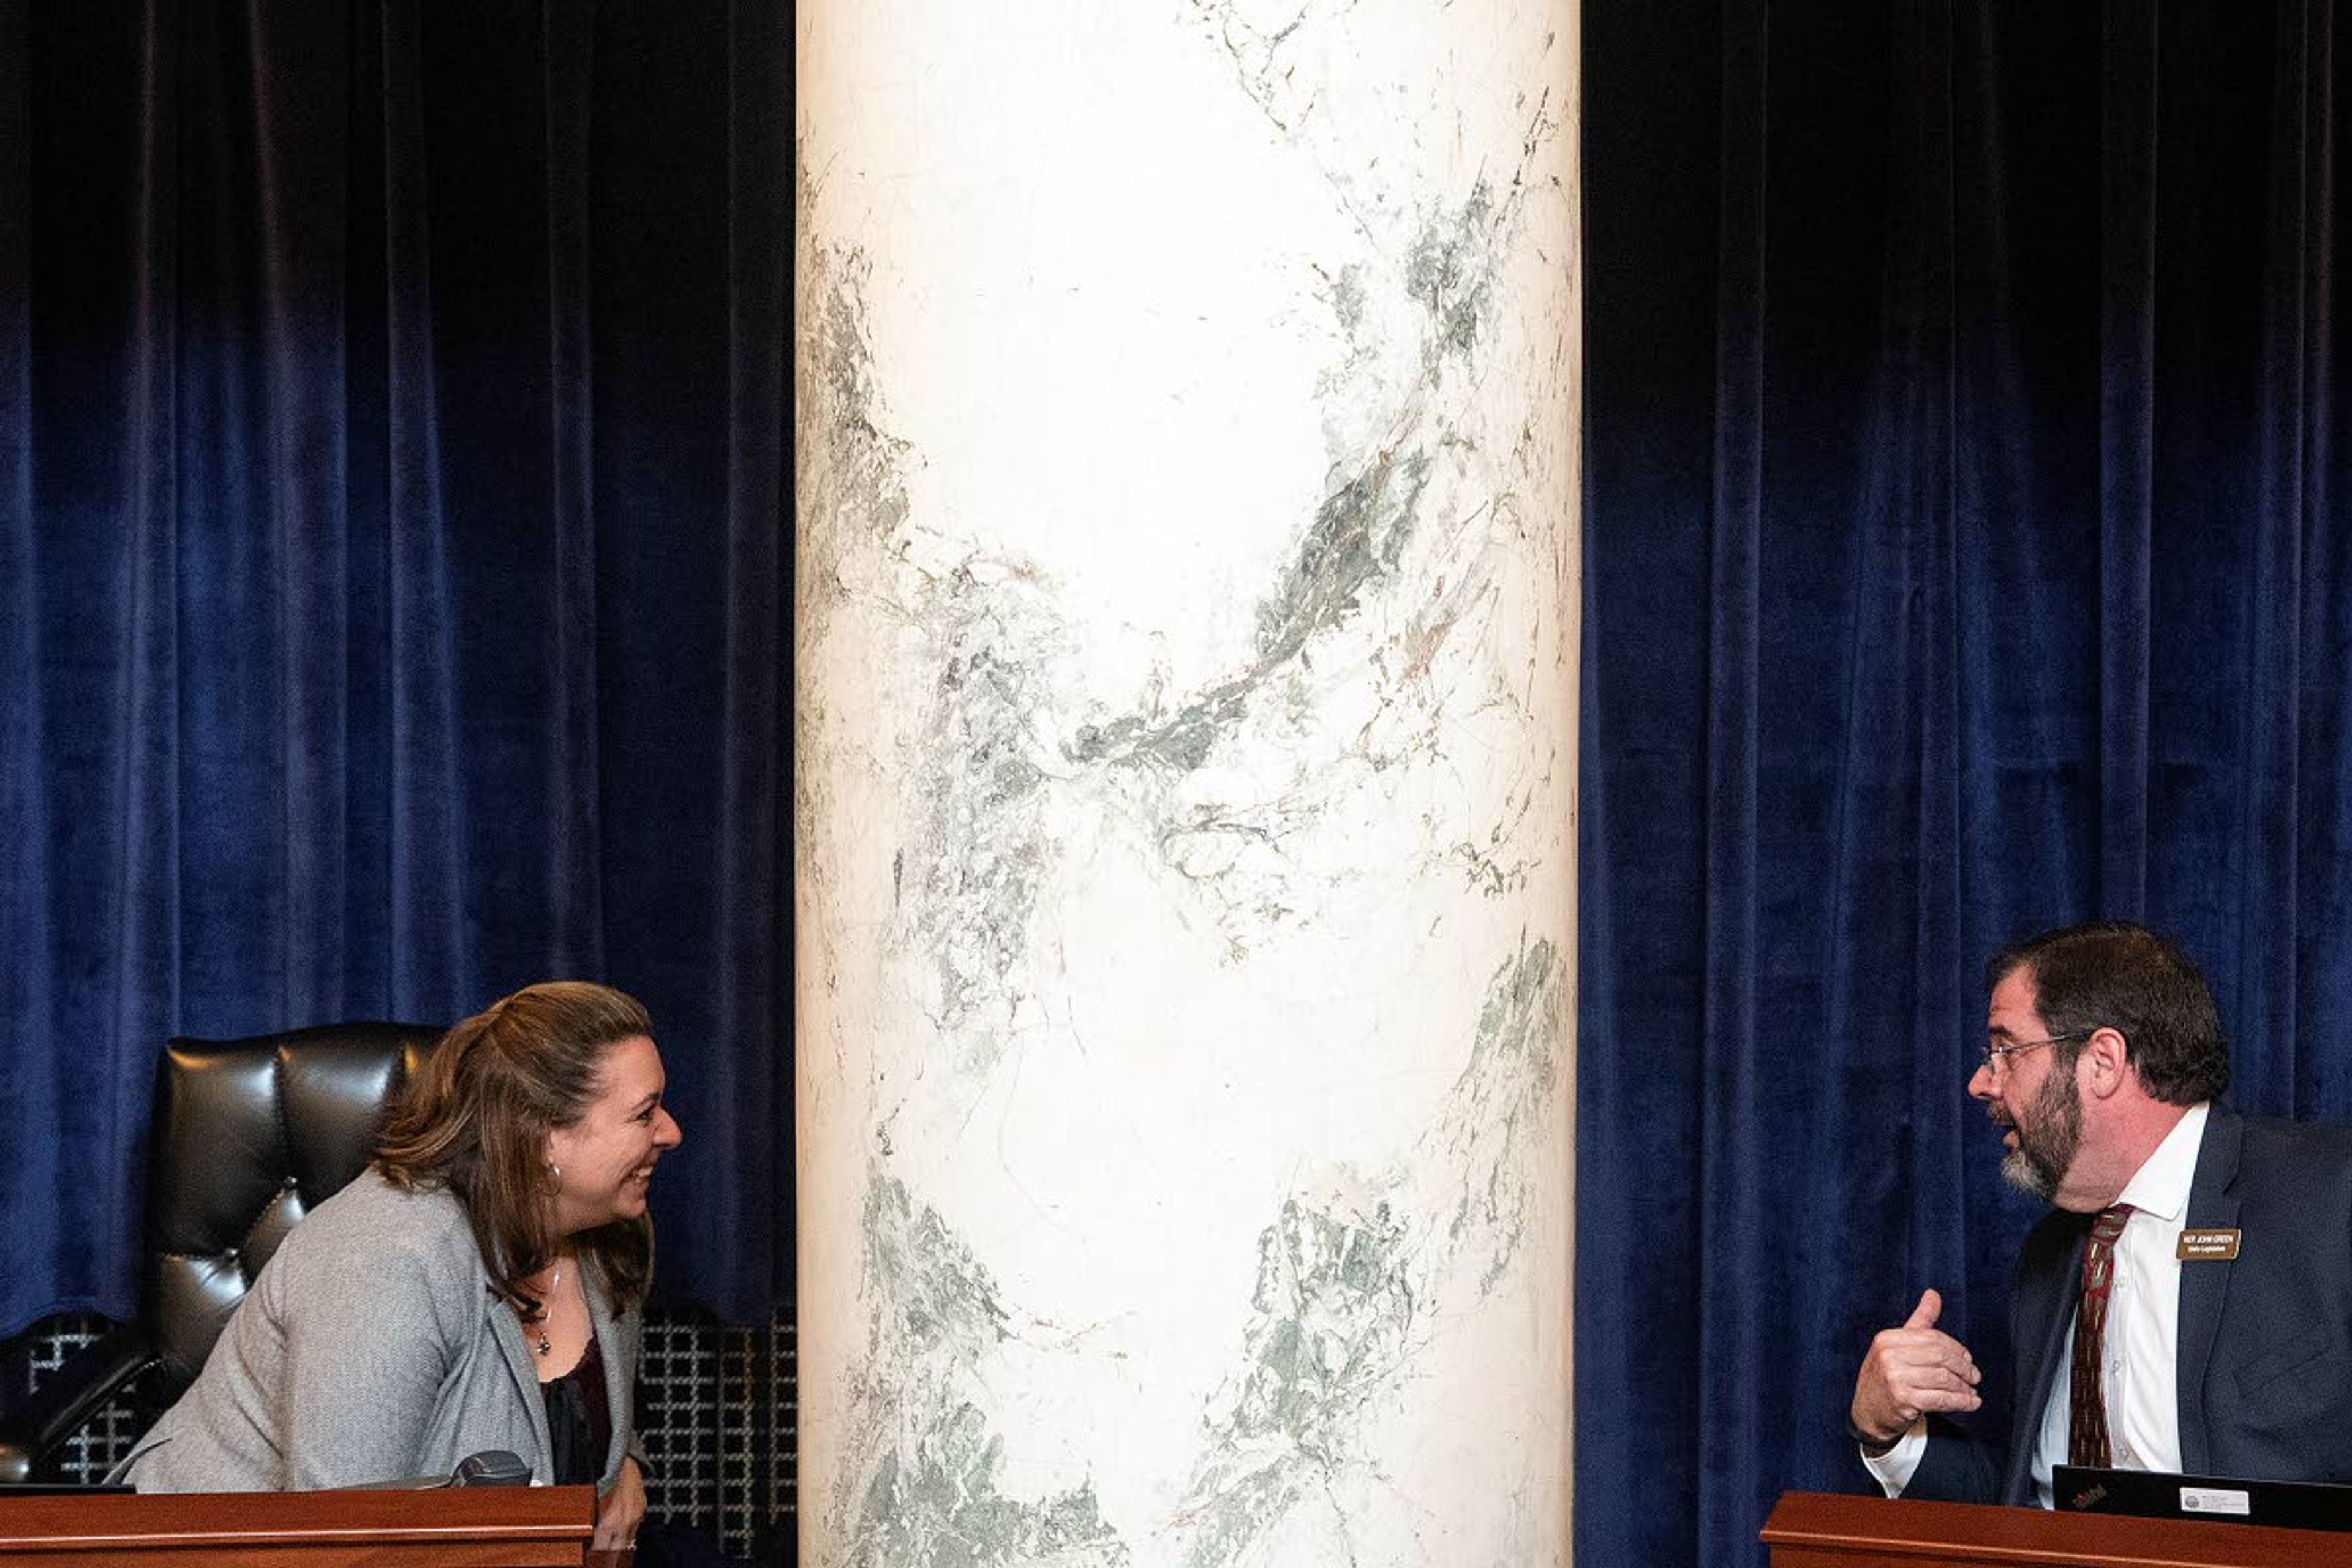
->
xmin=1582 ymin=2 xmax=2352 ymax=1564
xmin=0 ymin=0 xmax=789 ymax=1336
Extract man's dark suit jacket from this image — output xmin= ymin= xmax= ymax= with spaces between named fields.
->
xmin=1904 ymin=1108 xmax=2352 ymax=1507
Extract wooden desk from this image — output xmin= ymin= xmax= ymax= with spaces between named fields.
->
xmin=1765 ymin=1489 xmax=2352 ymax=1567
xmin=0 ymin=1485 xmax=594 ymax=1567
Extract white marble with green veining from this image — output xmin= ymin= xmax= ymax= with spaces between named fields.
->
xmin=796 ymin=2 xmax=1579 ymax=1562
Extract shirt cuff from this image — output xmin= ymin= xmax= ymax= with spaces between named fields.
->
xmin=1860 ymin=1419 xmax=1928 ymax=1496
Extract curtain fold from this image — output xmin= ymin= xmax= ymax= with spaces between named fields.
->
xmin=1584 ymin=2 xmax=2352 ymax=1564
xmin=540 ymin=0 xmax=603 ymax=975
xmin=714 ymin=0 xmax=791 ymax=1289
xmin=2097 ymin=4 xmax=2157 ymax=921
xmin=0 ymin=0 xmax=787 ymax=1335
xmin=1692 ymin=1 xmax=1768 ymax=1557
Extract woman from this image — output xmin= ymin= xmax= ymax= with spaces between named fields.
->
xmin=116 ymin=982 xmax=682 ymax=1562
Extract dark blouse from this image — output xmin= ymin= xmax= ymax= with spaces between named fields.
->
xmin=541 ymin=1333 xmax=612 ymax=1487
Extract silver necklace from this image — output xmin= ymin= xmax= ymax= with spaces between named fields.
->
xmin=532 ymin=1262 xmax=563 ymax=1357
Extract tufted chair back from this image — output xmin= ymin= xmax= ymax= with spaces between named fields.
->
xmin=146 ymin=1022 xmax=442 ymax=1393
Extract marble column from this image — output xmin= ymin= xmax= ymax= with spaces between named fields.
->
xmin=796 ymin=2 xmax=1579 ymax=1563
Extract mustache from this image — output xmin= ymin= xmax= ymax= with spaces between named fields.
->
xmin=1985 ymin=1104 xmax=2017 ymax=1130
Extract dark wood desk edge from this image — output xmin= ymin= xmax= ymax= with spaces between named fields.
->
xmin=1763 ymin=1490 xmax=2352 ymax=1568
xmin=0 ymin=1485 xmax=595 ymax=1551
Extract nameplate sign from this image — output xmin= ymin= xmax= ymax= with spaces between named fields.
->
xmin=2177 ymin=1228 xmax=2241 ymax=1261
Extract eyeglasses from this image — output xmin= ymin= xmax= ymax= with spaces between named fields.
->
xmin=1976 ymin=1031 xmax=2089 ymax=1073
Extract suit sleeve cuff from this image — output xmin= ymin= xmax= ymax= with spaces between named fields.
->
xmin=1859 ymin=1419 xmax=1928 ymax=1496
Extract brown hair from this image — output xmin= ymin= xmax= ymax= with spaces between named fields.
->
xmin=1988 ymin=921 xmax=2231 ymax=1107
xmin=375 ymin=981 xmax=656 ymax=1321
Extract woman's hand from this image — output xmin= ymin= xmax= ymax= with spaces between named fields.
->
xmin=588 ymin=1455 xmax=647 ymax=1566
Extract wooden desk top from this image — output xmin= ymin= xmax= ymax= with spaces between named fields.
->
xmin=1765 ymin=1489 xmax=2352 ymax=1568
xmin=0 ymin=1485 xmax=595 ymax=1567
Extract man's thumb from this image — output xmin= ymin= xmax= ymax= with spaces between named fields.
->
xmin=1904 ymin=1287 xmax=1942 ymax=1330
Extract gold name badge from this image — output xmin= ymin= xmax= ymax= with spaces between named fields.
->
xmin=2177 ymin=1228 xmax=2242 ymax=1261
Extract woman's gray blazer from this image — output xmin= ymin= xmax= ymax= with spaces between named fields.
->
xmin=115 ymin=1168 xmax=646 ymax=1493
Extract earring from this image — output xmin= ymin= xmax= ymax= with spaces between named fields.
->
xmin=546 ymin=1163 xmax=563 ymax=1190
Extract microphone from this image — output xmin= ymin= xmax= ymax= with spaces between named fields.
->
xmin=450 ymin=1450 xmax=532 ymax=1487
xmin=347 ymin=1450 xmax=533 ymax=1489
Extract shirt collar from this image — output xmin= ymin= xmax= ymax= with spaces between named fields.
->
xmin=2113 ymin=1101 xmax=2210 ymax=1224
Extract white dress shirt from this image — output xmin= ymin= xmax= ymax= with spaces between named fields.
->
xmin=1864 ymin=1103 xmax=2209 ymax=1508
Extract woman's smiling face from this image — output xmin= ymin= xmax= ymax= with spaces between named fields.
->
xmin=545 ymin=1034 xmax=681 ymax=1234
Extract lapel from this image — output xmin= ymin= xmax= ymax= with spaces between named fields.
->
xmin=490 ymin=1293 xmax=557 ymax=1482
xmin=583 ymin=1256 xmax=627 ymax=1482
xmin=2174 ymin=1107 xmax=2241 ymax=1476
xmin=2008 ymin=1213 xmax=2088 ymax=1504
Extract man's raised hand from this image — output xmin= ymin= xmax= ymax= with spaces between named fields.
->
xmin=1850 ymin=1287 xmax=1982 ymax=1447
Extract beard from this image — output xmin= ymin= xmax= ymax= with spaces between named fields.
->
xmin=1999 ymin=1060 xmax=2082 ymax=1199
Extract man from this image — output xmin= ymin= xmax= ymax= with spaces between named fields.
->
xmin=1849 ymin=920 xmax=2352 ymax=1508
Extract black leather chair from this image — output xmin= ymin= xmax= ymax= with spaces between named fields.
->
xmin=0 ymin=1022 xmax=440 ymax=1482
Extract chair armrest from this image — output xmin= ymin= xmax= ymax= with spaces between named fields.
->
xmin=0 ymin=1324 xmax=159 ymax=1482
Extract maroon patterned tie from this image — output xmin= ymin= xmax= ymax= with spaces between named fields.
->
xmin=2068 ymin=1203 xmax=2136 ymax=1468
